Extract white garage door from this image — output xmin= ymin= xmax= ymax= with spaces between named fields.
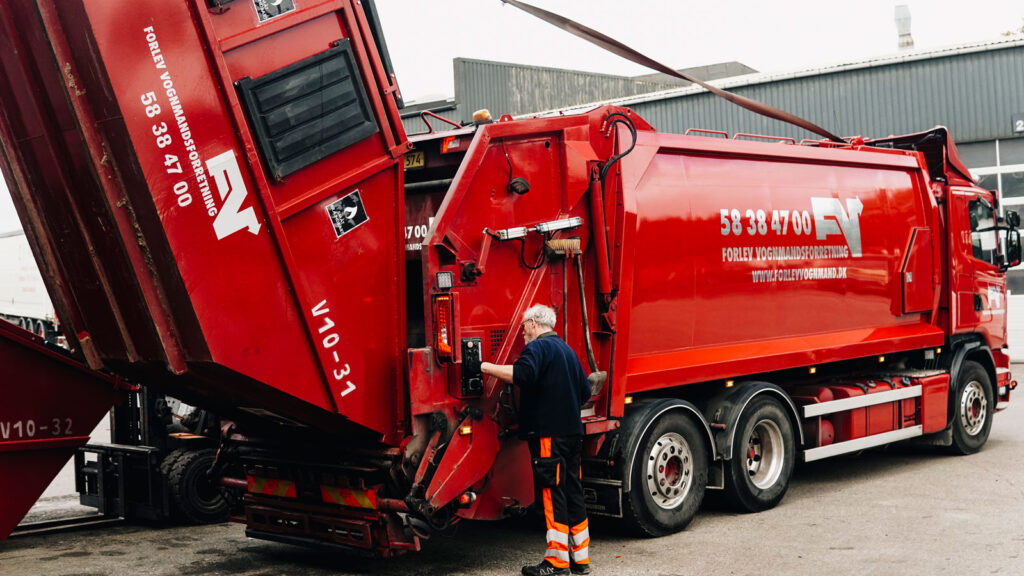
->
xmin=1008 ymin=292 xmax=1024 ymax=361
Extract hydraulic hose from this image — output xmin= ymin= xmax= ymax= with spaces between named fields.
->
xmin=588 ymin=170 xmax=613 ymax=298
xmin=574 ymin=253 xmax=599 ymax=373
xmin=598 ymin=112 xmax=637 ymax=185
xmin=563 ymin=258 xmax=569 ymax=339
xmin=591 ymin=112 xmax=637 ymax=299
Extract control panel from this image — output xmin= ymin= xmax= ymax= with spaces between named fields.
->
xmin=461 ymin=337 xmax=483 ymax=396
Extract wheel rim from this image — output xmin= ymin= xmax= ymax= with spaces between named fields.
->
xmin=959 ymin=380 xmax=988 ymax=436
xmin=746 ymin=419 xmax=784 ymax=489
xmin=195 ymin=474 xmax=223 ymax=509
xmin=645 ymin=432 xmax=693 ymax=510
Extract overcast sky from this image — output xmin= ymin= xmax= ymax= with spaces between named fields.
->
xmin=376 ymin=0 xmax=1024 ymax=102
xmin=0 ymin=0 xmax=1022 ymax=234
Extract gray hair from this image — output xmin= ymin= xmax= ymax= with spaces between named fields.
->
xmin=522 ymin=304 xmax=556 ymax=330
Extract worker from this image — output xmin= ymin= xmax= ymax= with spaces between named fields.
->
xmin=481 ymin=304 xmax=592 ymax=576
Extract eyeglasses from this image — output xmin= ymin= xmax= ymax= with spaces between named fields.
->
xmin=520 ymin=319 xmax=535 ymax=328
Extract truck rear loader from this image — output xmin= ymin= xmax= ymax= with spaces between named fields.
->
xmin=0 ymin=0 xmax=1019 ymax=557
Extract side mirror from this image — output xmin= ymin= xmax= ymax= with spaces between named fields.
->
xmin=1002 ymin=228 xmax=1022 ymax=272
xmin=1008 ymin=210 xmax=1021 ymax=230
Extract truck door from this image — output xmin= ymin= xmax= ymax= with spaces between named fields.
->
xmin=951 ymin=188 xmax=1005 ymax=340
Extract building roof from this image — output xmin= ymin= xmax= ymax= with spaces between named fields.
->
xmin=403 ymin=36 xmax=1024 ymax=145
xmin=517 ymin=37 xmax=1024 ymax=144
xmin=540 ymin=37 xmax=1024 ymax=114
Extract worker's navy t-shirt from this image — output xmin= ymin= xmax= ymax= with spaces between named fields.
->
xmin=512 ymin=331 xmax=590 ymax=439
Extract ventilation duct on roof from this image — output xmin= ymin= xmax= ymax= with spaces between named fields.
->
xmin=895 ymin=5 xmax=915 ymax=50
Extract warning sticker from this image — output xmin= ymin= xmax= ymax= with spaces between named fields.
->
xmin=253 ymin=0 xmax=296 ymax=22
xmin=327 ymin=190 xmax=369 ymax=238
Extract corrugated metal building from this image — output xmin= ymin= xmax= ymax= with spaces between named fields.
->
xmin=537 ymin=38 xmax=1024 ymax=299
xmin=407 ymin=39 xmax=1023 ymax=175
xmin=451 ymin=58 xmax=756 ymax=123
xmin=404 ymin=37 xmax=1024 ymax=354
xmin=552 ymin=39 xmax=1024 ymax=164
xmin=400 ymin=58 xmax=756 ymax=134
xmin=400 ymin=98 xmax=460 ymax=136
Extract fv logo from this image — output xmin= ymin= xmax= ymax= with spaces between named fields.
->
xmin=207 ymin=150 xmax=262 ymax=240
xmin=811 ymin=197 xmax=863 ymax=257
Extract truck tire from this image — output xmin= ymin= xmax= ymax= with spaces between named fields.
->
xmin=724 ymin=395 xmax=795 ymax=513
xmin=163 ymin=448 xmax=229 ymax=524
xmin=622 ymin=412 xmax=707 ymax=537
xmin=949 ymin=361 xmax=993 ymax=455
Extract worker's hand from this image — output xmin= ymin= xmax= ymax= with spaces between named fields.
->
xmin=481 ymin=362 xmax=514 ymax=383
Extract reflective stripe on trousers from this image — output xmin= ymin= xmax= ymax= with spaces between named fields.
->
xmin=570 ymin=519 xmax=590 ymax=564
xmin=540 ymin=437 xmax=570 ymax=569
xmin=532 ymin=436 xmax=589 ymax=569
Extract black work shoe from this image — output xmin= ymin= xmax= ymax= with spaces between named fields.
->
xmin=570 ymin=562 xmax=591 ymax=575
xmin=522 ymin=560 xmax=569 ymax=576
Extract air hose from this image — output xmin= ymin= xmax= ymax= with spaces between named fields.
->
xmin=546 ymin=238 xmax=608 ymax=397
xmin=574 ymin=251 xmax=599 ymax=374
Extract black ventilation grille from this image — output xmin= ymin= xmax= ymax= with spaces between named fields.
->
xmin=489 ymin=329 xmax=506 ymax=357
xmin=238 ymin=39 xmax=379 ymax=179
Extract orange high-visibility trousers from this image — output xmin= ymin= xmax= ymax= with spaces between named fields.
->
xmin=530 ymin=436 xmax=589 ymax=568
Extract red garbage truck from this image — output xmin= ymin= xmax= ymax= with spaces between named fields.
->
xmin=0 ymin=0 xmax=1018 ymax=556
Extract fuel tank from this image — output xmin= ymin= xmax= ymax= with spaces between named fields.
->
xmin=0 ymin=0 xmax=408 ymax=442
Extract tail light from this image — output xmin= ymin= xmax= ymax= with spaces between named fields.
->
xmin=434 ymin=294 xmax=454 ymax=360
xmin=441 ymin=135 xmax=462 ymax=154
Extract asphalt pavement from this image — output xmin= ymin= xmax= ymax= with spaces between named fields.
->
xmin=3 ymin=394 xmax=1023 ymax=576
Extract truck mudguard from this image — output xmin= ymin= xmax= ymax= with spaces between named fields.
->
xmin=703 ymin=382 xmax=805 ymax=461
xmin=617 ymin=398 xmax=716 ymax=494
xmin=946 ymin=339 xmax=995 ymax=427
